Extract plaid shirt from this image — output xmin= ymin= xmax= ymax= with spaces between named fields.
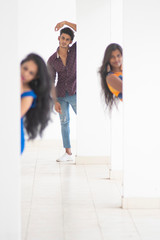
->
xmin=47 ymin=42 xmax=76 ymax=98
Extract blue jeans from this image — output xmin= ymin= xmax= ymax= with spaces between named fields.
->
xmin=57 ymin=92 xmax=77 ymax=148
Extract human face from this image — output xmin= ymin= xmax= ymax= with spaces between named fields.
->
xmin=58 ymin=33 xmax=72 ymax=48
xmin=21 ymin=60 xmax=38 ymax=84
xmin=109 ymin=49 xmax=122 ymax=71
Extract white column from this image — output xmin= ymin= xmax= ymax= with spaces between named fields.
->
xmin=76 ymin=0 xmax=123 ymax=168
xmin=123 ymin=0 xmax=160 ymax=208
xmin=76 ymin=0 xmax=110 ymax=164
xmin=0 ymin=0 xmax=21 ymax=239
xmin=109 ymin=0 xmax=123 ymax=170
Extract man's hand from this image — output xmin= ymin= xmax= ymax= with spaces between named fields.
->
xmin=55 ymin=21 xmax=66 ymax=31
xmin=55 ymin=101 xmax=62 ymax=114
xmin=55 ymin=21 xmax=77 ymax=32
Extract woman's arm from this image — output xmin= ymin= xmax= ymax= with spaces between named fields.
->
xmin=21 ymin=97 xmax=34 ymax=118
xmin=106 ymin=74 xmax=122 ymax=92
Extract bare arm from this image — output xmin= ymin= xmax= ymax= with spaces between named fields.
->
xmin=50 ymin=85 xmax=62 ymax=114
xmin=47 ymin=61 xmax=57 ymax=101
xmin=55 ymin=21 xmax=77 ymax=32
xmin=47 ymin=61 xmax=62 ymax=114
xmin=21 ymin=96 xmax=33 ymax=118
xmin=106 ymin=74 xmax=122 ymax=92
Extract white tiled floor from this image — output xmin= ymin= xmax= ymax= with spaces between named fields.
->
xmin=21 ymin=140 xmax=160 ymax=240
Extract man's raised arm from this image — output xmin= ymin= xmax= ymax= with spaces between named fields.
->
xmin=55 ymin=21 xmax=76 ymax=32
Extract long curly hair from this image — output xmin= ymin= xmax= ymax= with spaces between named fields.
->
xmin=21 ymin=53 xmax=53 ymax=139
xmin=99 ymin=43 xmax=122 ymax=110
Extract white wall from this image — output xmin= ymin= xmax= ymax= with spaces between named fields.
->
xmin=109 ymin=0 xmax=123 ymax=170
xmin=76 ymin=0 xmax=109 ymax=157
xmin=18 ymin=0 xmax=76 ymax=141
xmin=123 ymin=0 xmax=160 ymax=202
xmin=0 ymin=1 xmax=20 ymax=239
xmin=76 ymin=0 xmax=123 ymax=166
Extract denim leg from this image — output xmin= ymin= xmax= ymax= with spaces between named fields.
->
xmin=57 ymin=97 xmax=71 ymax=148
xmin=67 ymin=93 xmax=77 ymax=114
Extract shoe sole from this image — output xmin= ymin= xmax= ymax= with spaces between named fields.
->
xmin=56 ymin=159 xmax=73 ymax=162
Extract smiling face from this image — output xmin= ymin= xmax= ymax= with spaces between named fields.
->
xmin=58 ymin=33 xmax=72 ymax=48
xmin=109 ymin=49 xmax=122 ymax=71
xmin=21 ymin=60 xmax=38 ymax=84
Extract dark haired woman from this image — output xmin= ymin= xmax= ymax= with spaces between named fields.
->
xmin=99 ymin=43 xmax=123 ymax=110
xmin=21 ymin=53 xmax=53 ymax=154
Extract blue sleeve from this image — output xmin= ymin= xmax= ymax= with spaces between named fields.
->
xmin=21 ymin=91 xmax=37 ymax=99
xmin=21 ymin=91 xmax=37 ymax=108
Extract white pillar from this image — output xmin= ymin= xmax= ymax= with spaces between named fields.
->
xmin=109 ymin=0 xmax=123 ymax=170
xmin=123 ymin=0 xmax=160 ymax=208
xmin=0 ymin=0 xmax=21 ymax=238
xmin=76 ymin=0 xmax=110 ymax=164
xmin=76 ymin=0 xmax=123 ymax=168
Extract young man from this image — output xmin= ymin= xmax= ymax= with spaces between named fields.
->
xmin=47 ymin=21 xmax=77 ymax=162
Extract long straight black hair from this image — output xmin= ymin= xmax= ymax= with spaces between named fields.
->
xmin=99 ymin=43 xmax=122 ymax=110
xmin=21 ymin=53 xmax=53 ymax=139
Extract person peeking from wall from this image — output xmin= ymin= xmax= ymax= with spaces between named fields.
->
xmin=47 ymin=21 xmax=77 ymax=162
xmin=21 ymin=53 xmax=53 ymax=154
xmin=99 ymin=43 xmax=123 ymax=111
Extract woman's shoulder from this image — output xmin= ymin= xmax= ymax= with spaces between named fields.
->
xmin=107 ymin=71 xmax=113 ymax=76
xmin=21 ymin=89 xmax=37 ymax=99
xmin=107 ymin=71 xmax=122 ymax=78
xmin=106 ymin=71 xmax=114 ymax=78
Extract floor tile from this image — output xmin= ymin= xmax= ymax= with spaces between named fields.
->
xmin=21 ymin=140 xmax=160 ymax=240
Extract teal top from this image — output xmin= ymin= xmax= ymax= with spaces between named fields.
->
xmin=21 ymin=90 xmax=37 ymax=154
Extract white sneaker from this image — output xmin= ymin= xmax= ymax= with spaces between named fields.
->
xmin=56 ymin=152 xmax=73 ymax=162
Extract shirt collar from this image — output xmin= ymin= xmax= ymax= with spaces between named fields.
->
xmin=56 ymin=47 xmax=70 ymax=58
